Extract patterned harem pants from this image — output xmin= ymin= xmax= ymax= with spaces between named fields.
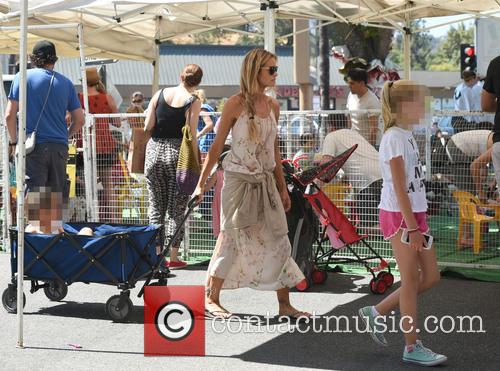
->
xmin=145 ymin=137 xmax=190 ymax=251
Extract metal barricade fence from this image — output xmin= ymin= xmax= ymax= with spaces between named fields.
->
xmin=1 ymin=109 xmax=498 ymax=271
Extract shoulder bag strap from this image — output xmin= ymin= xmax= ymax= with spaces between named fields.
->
xmin=33 ymin=71 xmax=55 ymax=133
xmin=184 ymin=94 xmax=198 ymax=127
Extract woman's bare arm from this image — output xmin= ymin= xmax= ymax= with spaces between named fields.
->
xmin=197 ymin=113 xmax=215 ymax=139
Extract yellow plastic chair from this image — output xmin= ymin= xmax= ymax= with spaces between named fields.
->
xmin=116 ymin=153 xmax=148 ymax=222
xmin=65 ymin=144 xmax=77 ymax=198
xmin=321 ymin=182 xmax=351 ymax=214
xmin=453 ymin=190 xmax=494 ymax=254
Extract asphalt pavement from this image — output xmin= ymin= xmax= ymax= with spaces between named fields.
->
xmin=0 ymin=253 xmax=498 ymax=371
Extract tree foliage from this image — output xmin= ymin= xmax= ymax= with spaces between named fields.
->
xmin=388 ymin=21 xmax=474 ymax=71
xmin=328 ymin=23 xmax=394 ymax=63
xmin=429 ymin=23 xmax=474 ymax=71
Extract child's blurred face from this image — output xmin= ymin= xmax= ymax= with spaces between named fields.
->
xmin=399 ymin=99 xmax=424 ymax=124
xmin=395 ymin=89 xmax=430 ymax=125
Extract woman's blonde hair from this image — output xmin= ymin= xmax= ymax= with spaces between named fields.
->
xmin=240 ymin=48 xmax=277 ymax=142
xmin=381 ymin=80 xmax=430 ymax=132
xmin=195 ymin=89 xmax=207 ymax=103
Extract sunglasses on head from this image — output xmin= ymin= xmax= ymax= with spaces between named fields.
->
xmin=261 ymin=66 xmax=278 ymax=75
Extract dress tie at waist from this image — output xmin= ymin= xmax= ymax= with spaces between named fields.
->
xmin=221 ymin=171 xmax=288 ymax=238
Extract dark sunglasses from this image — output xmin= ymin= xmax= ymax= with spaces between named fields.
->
xmin=261 ymin=66 xmax=278 ymax=75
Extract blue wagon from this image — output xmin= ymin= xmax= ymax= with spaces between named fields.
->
xmin=2 ymin=223 xmax=167 ymax=322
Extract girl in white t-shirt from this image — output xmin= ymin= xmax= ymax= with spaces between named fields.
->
xmin=358 ymin=81 xmax=447 ymax=367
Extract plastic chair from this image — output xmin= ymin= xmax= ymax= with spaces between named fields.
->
xmin=321 ymin=182 xmax=350 ymax=213
xmin=115 ymin=153 xmax=148 ymax=222
xmin=452 ymin=190 xmax=494 ymax=254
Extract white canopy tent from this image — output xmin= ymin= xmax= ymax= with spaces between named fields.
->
xmin=2 ymin=0 xmax=500 ymax=348
xmin=1 ymin=1 xmax=499 ymax=87
xmin=1 ymin=0 xmax=500 ymax=61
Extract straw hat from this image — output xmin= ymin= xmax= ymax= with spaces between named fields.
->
xmin=85 ymin=67 xmax=101 ymax=86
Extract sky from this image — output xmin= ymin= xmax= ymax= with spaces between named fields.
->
xmin=423 ymin=15 xmax=475 ymax=38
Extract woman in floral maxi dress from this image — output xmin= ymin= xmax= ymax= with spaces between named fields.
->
xmin=193 ymin=49 xmax=310 ymax=319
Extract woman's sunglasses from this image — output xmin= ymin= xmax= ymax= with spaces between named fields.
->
xmin=261 ymin=66 xmax=278 ymax=75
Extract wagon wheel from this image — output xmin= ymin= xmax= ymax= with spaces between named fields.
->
xmin=44 ymin=280 xmax=68 ymax=301
xmin=105 ymin=295 xmax=133 ymax=322
xmin=2 ymin=287 xmax=26 ymax=314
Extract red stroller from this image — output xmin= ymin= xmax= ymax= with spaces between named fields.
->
xmin=283 ymin=145 xmax=394 ymax=294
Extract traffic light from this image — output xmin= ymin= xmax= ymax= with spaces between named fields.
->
xmin=460 ymin=44 xmax=476 ymax=75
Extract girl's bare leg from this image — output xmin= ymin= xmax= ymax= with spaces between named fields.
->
xmin=374 ymin=230 xmax=440 ymax=346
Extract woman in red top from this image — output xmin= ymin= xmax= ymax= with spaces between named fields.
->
xmin=78 ymin=67 xmax=120 ymax=222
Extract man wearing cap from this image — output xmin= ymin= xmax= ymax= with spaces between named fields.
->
xmin=5 ymin=40 xmax=84 ymax=198
xmin=345 ymin=68 xmax=381 ymax=147
xmin=453 ymin=70 xmax=494 ymax=133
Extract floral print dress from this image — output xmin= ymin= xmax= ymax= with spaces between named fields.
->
xmin=207 ymin=111 xmax=305 ymax=290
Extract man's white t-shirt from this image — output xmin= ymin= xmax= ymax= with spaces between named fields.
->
xmin=322 ymin=129 xmax=381 ymax=193
xmin=449 ymin=129 xmax=491 ymax=157
xmin=346 ymin=89 xmax=381 ymax=145
xmin=378 ymin=127 xmax=427 ymax=212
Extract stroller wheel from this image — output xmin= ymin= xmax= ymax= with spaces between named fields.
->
xmin=377 ymin=272 xmax=394 ymax=287
xmin=2 ymin=287 xmax=26 ymax=314
xmin=295 ymin=278 xmax=311 ymax=292
xmin=44 ymin=280 xmax=68 ymax=301
xmin=369 ymin=278 xmax=387 ymax=295
xmin=106 ymin=295 xmax=133 ymax=322
xmin=311 ymin=270 xmax=328 ymax=285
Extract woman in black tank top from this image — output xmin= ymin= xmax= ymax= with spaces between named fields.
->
xmin=144 ymin=64 xmax=203 ymax=269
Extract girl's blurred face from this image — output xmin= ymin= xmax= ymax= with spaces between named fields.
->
xmin=258 ymin=57 xmax=278 ymax=88
xmin=398 ymin=91 xmax=428 ymax=125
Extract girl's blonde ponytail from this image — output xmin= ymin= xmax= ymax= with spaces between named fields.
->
xmin=381 ymin=81 xmax=396 ymax=132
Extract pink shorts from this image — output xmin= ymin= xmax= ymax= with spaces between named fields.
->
xmin=379 ymin=210 xmax=429 ymax=240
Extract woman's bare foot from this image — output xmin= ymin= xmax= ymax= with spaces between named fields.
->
xmin=205 ymin=300 xmax=232 ymax=319
xmin=278 ymin=303 xmax=311 ymax=319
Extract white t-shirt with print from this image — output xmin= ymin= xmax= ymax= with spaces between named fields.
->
xmin=378 ymin=126 xmax=427 ymax=212
xmin=322 ymin=129 xmax=381 ymax=193
xmin=346 ymin=90 xmax=381 ymax=145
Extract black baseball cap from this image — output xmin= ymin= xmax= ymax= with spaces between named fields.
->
xmin=32 ymin=40 xmax=57 ymax=58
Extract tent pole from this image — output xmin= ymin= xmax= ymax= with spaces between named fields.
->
xmin=403 ymin=4 xmax=411 ymax=80
xmin=263 ymin=1 xmax=276 ymax=54
xmin=16 ymin=0 xmax=28 ymax=348
xmin=0 ymin=63 xmax=11 ymax=253
xmin=77 ymin=23 xmax=96 ymax=222
xmin=152 ymin=17 xmax=160 ymax=95
xmin=403 ymin=13 xmax=411 ymax=79
xmin=152 ymin=52 xmax=159 ymax=95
